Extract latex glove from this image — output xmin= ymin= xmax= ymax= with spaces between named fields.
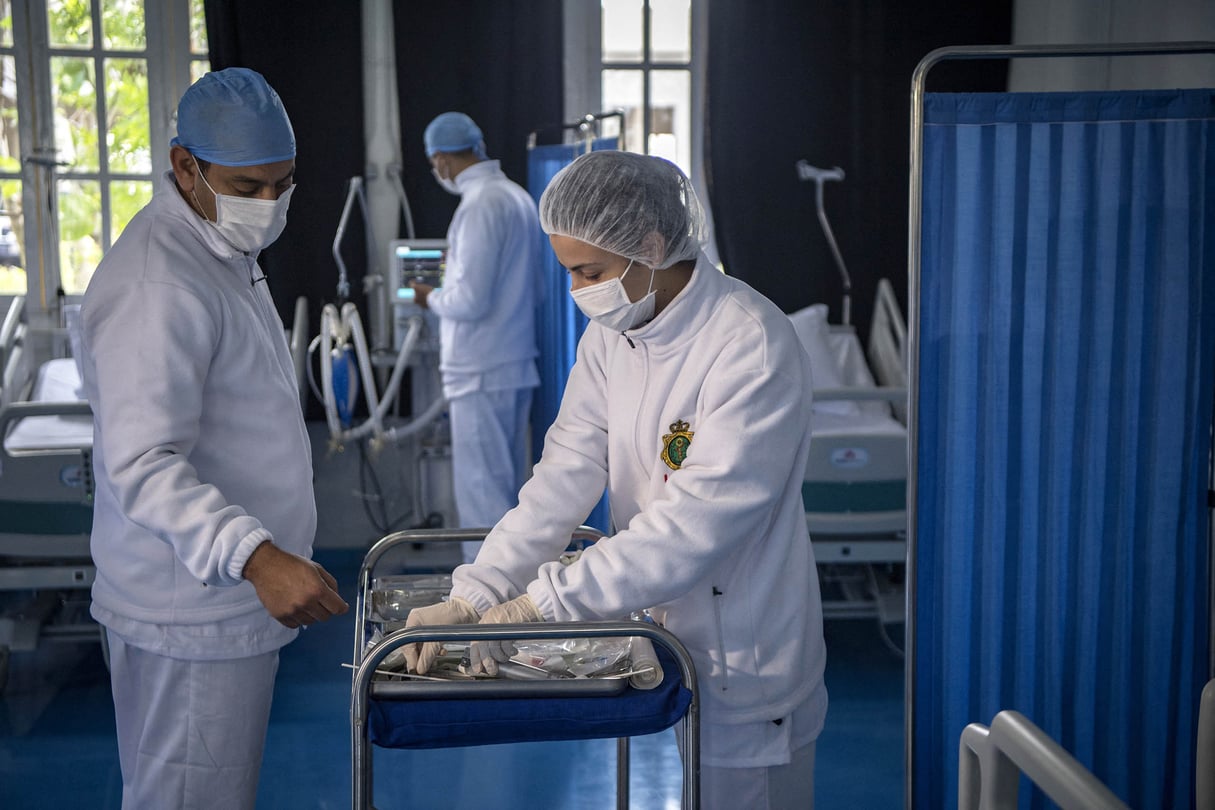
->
xmin=469 ymin=594 xmax=544 ymax=676
xmin=402 ymin=597 xmax=480 ymax=674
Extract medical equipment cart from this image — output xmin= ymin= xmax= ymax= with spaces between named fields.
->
xmin=350 ymin=528 xmax=701 ymax=809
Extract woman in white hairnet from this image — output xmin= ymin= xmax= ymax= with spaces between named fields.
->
xmin=405 ymin=150 xmax=826 ymax=807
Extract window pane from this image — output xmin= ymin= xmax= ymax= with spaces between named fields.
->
xmin=52 ymin=56 xmax=99 ymax=171
xmin=105 ymin=57 xmax=149 ymax=172
xmin=191 ymin=58 xmax=208 ymax=85
xmin=102 ymin=0 xmax=145 ymax=50
xmin=0 ymin=0 xmax=13 ymax=47
xmin=189 ymin=0 xmax=207 ymax=54
xmin=48 ymin=0 xmax=94 ymax=49
xmin=602 ymin=69 xmax=643 ymax=154
xmin=0 ymin=55 xmax=19 ymax=172
xmin=57 ymin=178 xmax=101 ymax=294
xmin=0 ymin=179 xmax=24 ymax=292
xmin=650 ymin=0 xmax=690 ymax=63
xmin=649 ymin=69 xmax=689 ymax=173
xmin=602 ymin=0 xmax=643 ymax=63
xmin=111 ymin=178 xmax=151 ymax=238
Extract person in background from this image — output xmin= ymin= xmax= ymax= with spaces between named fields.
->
xmin=404 ymin=150 xmax=827 ymax=808
xmin=408 ymin=111 xmax=544 ymax=563
xmin=79 ymin=67 xmax=348 ymax=810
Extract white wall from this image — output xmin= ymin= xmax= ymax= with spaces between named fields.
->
xmin=1011 ymin=0 xmax=1215 ymax=90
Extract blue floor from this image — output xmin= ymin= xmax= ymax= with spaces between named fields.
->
xmin=0 ymin=549 xmax=903 ymax=808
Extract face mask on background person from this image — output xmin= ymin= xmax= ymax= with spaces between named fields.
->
xmin=194 ymin=162 xmax=295 ymax=253
xmin=570 ymin=259 xmax=657 ymax=331
xmin=431 ymin=163 xmax=461 ymax=196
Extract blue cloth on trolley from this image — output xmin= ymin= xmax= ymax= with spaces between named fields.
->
xmin=369 ymin=645 xmax=692 ymax=750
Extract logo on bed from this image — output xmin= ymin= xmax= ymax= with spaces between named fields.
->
xmin=661 ymin=420 xmax=693 ymax=470
xmin=830 ymin=447 xmax=870 ymax=469
xmin=59 ymin=464 xmax=87 ymax=488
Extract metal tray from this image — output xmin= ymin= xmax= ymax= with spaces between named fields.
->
xmin=369 ymin=675 xmax=630 ymax=701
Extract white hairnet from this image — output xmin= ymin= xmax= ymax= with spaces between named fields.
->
xmin=539 ymin=151 xmax=707 ymax=269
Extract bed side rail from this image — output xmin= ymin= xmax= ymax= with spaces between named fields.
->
xmin=868 ymin=279 xmax=908 ymax=424
xmin=1198 ymin=678 xmax=1215 ymax=810
xmin=0 ymin=295 xmax=23 ymax=360
xmin=1 ymin=296 xmax=28 ymax=409
xmin=958 ymin=710 xmax=1130 ymax=810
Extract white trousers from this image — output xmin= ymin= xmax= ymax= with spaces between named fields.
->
xmin=698 ymin=740 xmax=816 ymax=809
xmin=448 ymin=387 xmax=532 ymax=563
xmin=106 ymin=631 xmax=279 ymax=810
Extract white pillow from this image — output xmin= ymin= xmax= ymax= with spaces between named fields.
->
xmin=787 ymin=304 xmax=858 ymax=416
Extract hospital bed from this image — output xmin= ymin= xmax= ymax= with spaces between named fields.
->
xmin=0 ymin=294 xmax=311 ymax=690
xmin=0 ymin=295 xmax=95 ymax=689
xmin=792 ymin=162 xmax=909 ymax=632
xmin=791 ymin=279 xmax=909 ymax=630
xmin=351 ymin=527 xmax=700 ymax=809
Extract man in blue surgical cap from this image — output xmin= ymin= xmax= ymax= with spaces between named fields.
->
xmin=409 ymin=112 xmax=544 ymax=563
xmin=79 ymin=67 xmax=348 ymax=809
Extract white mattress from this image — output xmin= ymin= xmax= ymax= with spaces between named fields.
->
xmin=3 ymin=358 xmax=93 ymax=451
xmin=809 ymin=406 xmax=905 ymax=438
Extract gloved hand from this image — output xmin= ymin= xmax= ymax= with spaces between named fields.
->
xmin=469 ymin=594 xmax=545 ymax=676
xmin=402 ymin=597 xmax=480 ymax=674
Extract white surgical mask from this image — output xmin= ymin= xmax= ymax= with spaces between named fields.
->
xmin=431 ymin=167 xmax=461 ymax=196
xmin=570 ymin=259 xmax=656 ymax=331
xmin=194 ymin=163 xmax=294 ymax=253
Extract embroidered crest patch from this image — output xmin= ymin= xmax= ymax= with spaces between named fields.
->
xmin=661 ymin=419 xmax=694 ymax=470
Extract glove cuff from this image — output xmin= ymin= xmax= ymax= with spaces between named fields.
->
xmin=518 ymin=594 xmax=544 ymax=622
xmin=447 ymin=596 xmax=482 ymax=622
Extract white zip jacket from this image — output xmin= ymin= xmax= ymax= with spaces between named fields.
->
xmin=454 ymin=253 xmax=827 ymax=730
xmin=427 ymin=160 xmax=543 ymax=392
xmin=80 ymin=172 xmax=314 ymax=655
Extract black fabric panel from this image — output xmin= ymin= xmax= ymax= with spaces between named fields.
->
xmin=391 ymin=1 xmax=564 ymax=241
xmin=706 ymin=1 xmax=1011 ymax=339
xmin=203 ymin=0 xmax=367 ymax=349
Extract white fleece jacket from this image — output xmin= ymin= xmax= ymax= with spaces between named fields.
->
xmin=427 ymin=159 xmax=543 ymax=385
xmin=453 ymin=253 xmax=827 ymax=731
xmin=80 ymin=173 xmax=314 ymax=654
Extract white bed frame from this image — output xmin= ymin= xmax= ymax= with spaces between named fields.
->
xmin=799 ymin=279 xmax=909 ymax=627
xmin=0 ymin=296 xmax=96 ymax=688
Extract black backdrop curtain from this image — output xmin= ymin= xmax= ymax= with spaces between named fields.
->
xmin=391 ymin=1 xmax=564 ymax=242
xmin=203 ymin=0 xmax=367 ymax=351
xmin=706 ymin=1 xmax=1012 ymax=339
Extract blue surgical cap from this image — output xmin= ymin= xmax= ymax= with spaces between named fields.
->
xmin=170 ymin=68 xmax=295 ymax=167
xmin=424 ymin=112 xmax=486 ymax=158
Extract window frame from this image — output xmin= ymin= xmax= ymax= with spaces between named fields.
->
xmin=5 ymin=0 xmax=203 ymax=314
xmin=564 ymin=0 xmax=704 ymax=165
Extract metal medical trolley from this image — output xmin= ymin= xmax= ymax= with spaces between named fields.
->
xmin=350 ymin=528 xmax=701 ymax=809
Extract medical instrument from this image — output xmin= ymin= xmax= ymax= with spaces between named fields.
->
xmin=311 ymin=178 xmax=454 ymax=531
xmin=796 ymin=160 xmax=852 ymax=325
xmin=793 ymin=163 xmax=909 ymax=649
xmin=350 ymin=527 xmax=700 ymax=810
xmin=314 ymin=179 xmax=447 ymax=449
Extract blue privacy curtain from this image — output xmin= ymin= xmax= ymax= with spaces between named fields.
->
xmin=526 ymin=138 xmax=617 ymax=533
xmin=914 ymin=89 xmax=1215 ymax=809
